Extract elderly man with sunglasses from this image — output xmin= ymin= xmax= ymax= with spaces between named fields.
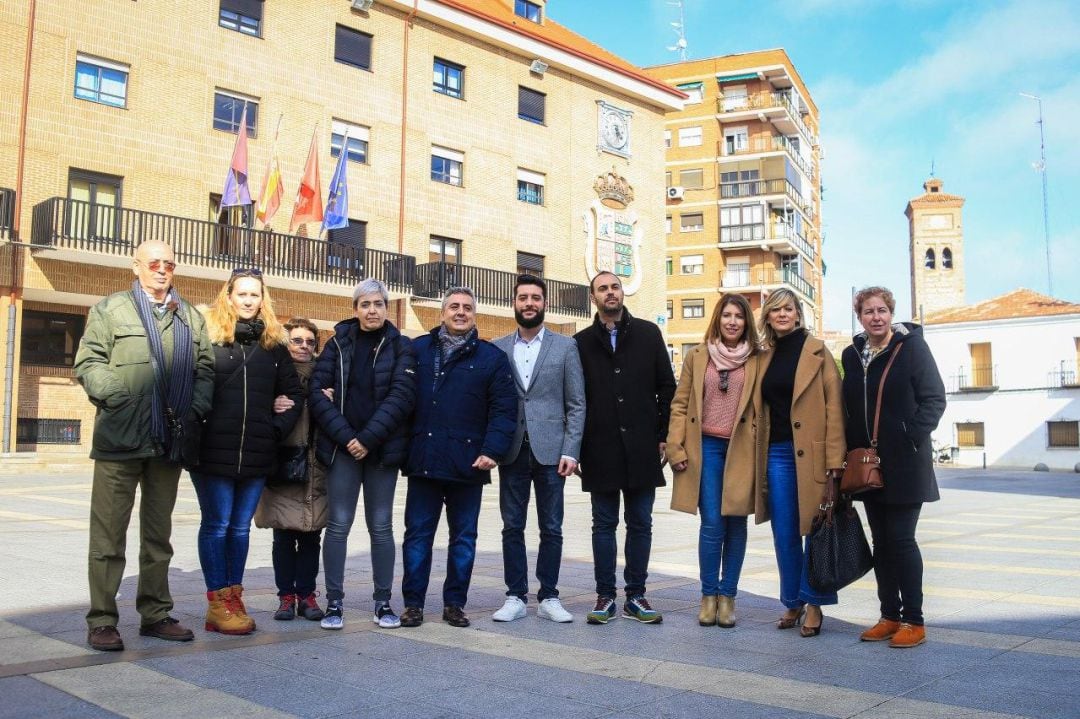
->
xmin=75 ymin=240 xmax=215 ymax=651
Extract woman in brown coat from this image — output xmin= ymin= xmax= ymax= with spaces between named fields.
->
xmin=667 ymin=294 xmax=761 ymax=628
xmin=254 ymin=317 xmax=328 ymax=622
xmin=753 ymin=288 xmax=846 ymax=637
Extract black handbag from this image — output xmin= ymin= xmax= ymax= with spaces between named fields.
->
xmin=166 ymin=408 xmax=202 ymax=470
xmin=807 ymin=480 xmax=873 ymax=593
xmin=271 ymin=445 xmax=309 ymax=486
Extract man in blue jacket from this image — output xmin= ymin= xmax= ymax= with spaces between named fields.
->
xmin=400 ymin=287 xmax=517 ymax=628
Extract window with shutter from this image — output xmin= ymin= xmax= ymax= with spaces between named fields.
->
xmin=516 ymin=251 xmax=544 ymax=276
xmin=335 ymin=25 xmax=372 ymax=70
xmin=956 ymin=422 xmax=985 ymax=447
xmin=219 ymin=0 xmax=263 ymax=36
xmin=518 ymin=87 xmax=545 ymax=124
xmin=327 ymin=220 xmax=367 ymax=273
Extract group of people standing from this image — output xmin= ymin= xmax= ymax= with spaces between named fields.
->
xmin=76 ymin=239 xmax=945 ymax=654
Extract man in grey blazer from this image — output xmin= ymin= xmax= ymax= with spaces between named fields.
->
xmin=492 ymin=275 xmax=586 ymax=623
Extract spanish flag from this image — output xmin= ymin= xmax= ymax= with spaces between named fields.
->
xmin=256 ymin=117 xmax=284 ymax=226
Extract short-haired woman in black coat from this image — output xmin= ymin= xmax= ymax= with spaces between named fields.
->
xmin=841 ymin=286 xmax=946 ymax=649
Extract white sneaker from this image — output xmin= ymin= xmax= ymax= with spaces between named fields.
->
xmin=537 ymin=597 xmax=573 ymax=623
xmin=492 ymin=596 xmax=527 ymax=622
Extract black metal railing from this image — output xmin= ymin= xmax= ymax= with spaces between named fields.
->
xmin=29 ymin=197 xmax=416 ymax=292
xmin=952 ymin=365 xmax=997 ymax=391
xmin=413 ymin=261 xmax=591 ymax=317
xmin=1050 ymin=362 xmax=1078 ymax=388
xmin=0 ymin=187 xmax=15 ymax=241
xmin=17 ymin=418 xmax=82 ymax=445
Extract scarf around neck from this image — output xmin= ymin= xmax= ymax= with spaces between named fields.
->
xmin=707 ymin=339 xmax=752 ymax=371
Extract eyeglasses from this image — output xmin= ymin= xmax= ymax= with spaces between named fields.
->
xmin=141 ymin=259 xmax=176 ymax=273
xmin=719 ymin=369 xmax=730 ymax=393
xmin=231 ymin=267 xmax=263 ymax=277
xmin=289 ymin=338 xmax=317 ymax=348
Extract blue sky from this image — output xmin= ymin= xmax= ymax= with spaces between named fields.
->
xmin=554 ymin=0 xmax=1080 ymax=331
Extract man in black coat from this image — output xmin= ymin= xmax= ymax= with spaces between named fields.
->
xmin=574 ymin=271 xmax=676 ymax=625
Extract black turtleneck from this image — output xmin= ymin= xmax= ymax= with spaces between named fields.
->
xmin=762 ymin=330 xmax=808 ymax=443
xmin=346 ymin=324 xmax=387 ymax=433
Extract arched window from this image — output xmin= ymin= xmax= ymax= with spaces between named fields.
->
xmin=924 ymin=248 xmax=936 ymax=269
xmin=942 ymin=247 xmax=953 ymax=269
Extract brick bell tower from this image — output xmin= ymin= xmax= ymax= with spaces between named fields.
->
xmin=905 ymin=178 xmax=965 ymax=321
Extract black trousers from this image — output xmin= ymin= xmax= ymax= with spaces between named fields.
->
xmin=272 ymin=528 xmax=322 ymax=597
xmin=863 ymin=501 xmax=924 ymax=625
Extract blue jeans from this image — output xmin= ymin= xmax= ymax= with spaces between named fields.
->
xmin=591 ymin=485 xmax=655 ymax=598
xmin=401 ymin=477 xmax=484 ymax=609
xmin=699 ymin=436 xmax=748 ymax=597
xmin=766 ymin=441 xmax=837 ymax=608
xmin=190 ymin=473 xmax=266 ymax=591
xmin=499 ymin=445 xmax=565 ymax=602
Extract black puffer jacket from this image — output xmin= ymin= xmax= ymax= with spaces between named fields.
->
xmin=197 ymin=321 xmax=303 ymax=479
xmin=309 ymin=318 xmax=416 ymax=469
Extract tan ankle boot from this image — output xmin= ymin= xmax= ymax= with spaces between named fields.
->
xmin=205 ymin=589 xmax=254 ymax=635
xmin=698 ymin=595 xmax=718 ymax=626
xmin=717 ymin=596 xmax=736 ymax=628
xmin=229 ymin=585 xmax=256 ymax=631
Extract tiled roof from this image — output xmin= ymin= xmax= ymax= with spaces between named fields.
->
xmin=905 ymin=178 xmax=964 ymax=211
xmin=925 ymin=288 xmax=1080 ymax=325
xmin=438 ymin=1 xmax=684 ymax=100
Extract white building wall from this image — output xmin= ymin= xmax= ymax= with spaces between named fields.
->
xmin=923 ymin=315 xmax=1080 ymax=471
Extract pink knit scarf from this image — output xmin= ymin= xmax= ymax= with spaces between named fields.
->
xmin=707 ymin=339 xmax=751 ymax=370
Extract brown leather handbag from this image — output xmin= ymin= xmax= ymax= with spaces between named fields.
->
xmin=841 ymin=344 xmax=902 ymax=495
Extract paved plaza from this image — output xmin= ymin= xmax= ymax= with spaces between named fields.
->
xmin=0 ymin=465 xmax=1078 ymax=718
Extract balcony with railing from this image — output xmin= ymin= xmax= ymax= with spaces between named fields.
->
xmin=412 ymin=262 xmax=590 ymax=318
xmin=719 ymin=178 xmax=811 ymax=216
xmin=718 ymin=266 xmax=815 ymax=302
xmin=949 ymin=365 xmax=998 ymax=392
xmin=719 ymin=221 xmax=815 ymax=261
xmin=0 ymin=188 xmax=15 ymax=242
xmin=1050 ymin=362 xmax=1078 ymax=388
xmin=717 ymin=92 xmax=818 ymax=147
xmin=723 ymin=136 xmax=815 ymax=181
xmin=30 ymin=196 xmax=417 ymax=292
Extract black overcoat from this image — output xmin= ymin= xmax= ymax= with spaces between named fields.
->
xmin=841 ymin=322 xmax=946 ymax=505
xmin=574 ymin=310 xmax=676 ymax=493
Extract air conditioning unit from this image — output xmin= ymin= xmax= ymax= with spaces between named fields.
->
xmin=667 ymin=186 xmax=685 ymax=200
xmin=351 ymin=0 xmax=374 ymax=11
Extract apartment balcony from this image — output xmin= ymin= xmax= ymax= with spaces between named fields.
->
xmin=721 ymin=135 xmax=814 ymax=180
xmin=949 ymin=365 xmax=998 ymax=393
xmin=0 ymin=188 xmax=14 ymax=242
xmin=1049 ymin=362 xmax=1079 ymax=388
xmin=29 ymin=196 xmax=416 ymax=294
xmin=719 ymin=178 xmax=812 ymax=219
xmin=719 ymin=221 xmax=815 ymax=261
xmin=413 ymin=262 xmax=591 ymax=318
xmin=716 ymin=92 xmax=818 ymax=147
xmin=718 ymin=266 xmax=815 ymax=303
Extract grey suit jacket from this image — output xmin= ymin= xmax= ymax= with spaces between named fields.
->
xmin=494 ymin=328 xmax=586 ymax=466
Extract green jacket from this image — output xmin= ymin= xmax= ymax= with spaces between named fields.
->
xmin=74 ymin=289 xmax=215 ymax=461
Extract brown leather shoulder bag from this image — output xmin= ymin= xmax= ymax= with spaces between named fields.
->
xmin=841 ymin=343 xmax=902 ymax=495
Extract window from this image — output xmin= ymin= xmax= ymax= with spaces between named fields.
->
xmin=665 ymin=216 xmax=672 ymax=234
xmin=1048 ymin=421 xmax=1079 ymax=448
xmin=335 ymin=24 xmax=372 ymax=70
xmin=21 ymin=311 xmax=85 ymax=367
xmin=677 ymin=82 xmax=703 ymax=104
xmin=74 ymin=54 xmax=128 ymax=108
xmin=956 ymin=422 xmax=985 ymax=448
xmin=681 ymin=343 xmax=697 ymax=357
xmin=680 ymin=254 xmax=704 ymax=275
xmin=433 ymin=58 xmax=464 ymax=98
xmin=516 ymin=251 xmax=544 ymax=276
xmin=68 ymin=169 xmax=122 ymax=240
xmin=666 ymin=300 xmax=673 ymax=319
xmin=942 ymin=247 xmax=953 ymax=269
xmin=664 ymin=130 xmax=671 ymax=148
xmin=518 ymin=86 xmax=545 ymax=124
xmin=517 ymin=168 xmax=545 ymax=205
xmin=680 ymin=168 xmax=704 ymax=189
xmin=16 ymin=418 xmax=81 ymax=445
xmin=719 ymin=204 xmax=765 ymax=241
xmin=682 ymin=299 xmax=705 ymax=319
xmin=722 ymin=85 xmax=748 ymax=111
xmin=209 ymin=192 xmax=249 ymax=255
xmin=665 ymin=257 xmax=673 ymax=276
xmin=327 ymin=219 xmax=367 ymax=272
xmin=724 ymin=260 xmax=751 ymax=287
xmin=219 ymin=0 xmax=262 ymax=36
xmin=431 ymin=146 xmax=463 ymax=186
xmin=924 ymin=248 xmax=936 ymax=269
xmin=515 ymin=0 xmax=542 ymax=22
xmin=213 ymin=91 xmax=258 ymax=136
xmin=665 ymin=171 xmax=672 ymax=188
xmin=678 ymin=126 xmax=702 ymax=147
xmin=430 ymin=235 xmax=461 ymax=264
xmin=330 ymin=119 xmax=370 ymax=164
xmin=724 ymin=127 xmax=748 ymax=155
xmin=680 ymin=213 xmax=704 ymax=232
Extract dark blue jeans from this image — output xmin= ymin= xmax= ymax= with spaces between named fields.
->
xmin=766 ymin=441 xmax=837 ymax=608
xmin=272 ymin=529 xmax=321 ymax=597
xmin=499 ymin=445 xmax=565 ymax=602
xmin=401 ymin=477 xmax=484 ymax=609
xmin=190 ymin=473 xmax=266 ymax=591
xmin=699 ymin=436 xmax=748 ymax=597
xmin=590 ymin=485 xmax=655 ymax=598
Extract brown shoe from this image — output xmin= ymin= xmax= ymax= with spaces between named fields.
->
xmin=442 ymin=605 xmax=470 ymax=628
xmin=139 ymin=616 xmax=194 ymax=642
xmin=889 ymin=623 xmax=926 ymax=648
xmin=860 ymin=618 xmax=902 ymax=642
xmin=698 ymin=596 xmax=717 ymax=626
xmin=716 ymin=596 xmax=736 ymax=628
xmin=400 ymin=607 xmax=424 ymax=627
xmin=87 ymin=625 xmax=124 ymax=651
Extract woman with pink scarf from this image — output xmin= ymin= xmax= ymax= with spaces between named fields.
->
xmin=667 ymin=293 xmax=762 ymax=628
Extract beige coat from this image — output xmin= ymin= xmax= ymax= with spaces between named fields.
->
xmin=753 ymin=333 xmax=846 ymax=536
xmin=667 ymin=344 xmax=761 ymax=517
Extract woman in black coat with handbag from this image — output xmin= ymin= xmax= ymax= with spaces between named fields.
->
xmin=841 ymin=286 xmax=945 ymax=649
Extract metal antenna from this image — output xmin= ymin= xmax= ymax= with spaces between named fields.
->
xmin=1019 ymin=92 xmax=1053 ymax=296
xmin=666 ymin=1 xmax=688 ymax=61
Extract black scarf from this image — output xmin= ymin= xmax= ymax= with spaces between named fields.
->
xmin=131 ymin=280 xmax=195 ymax=450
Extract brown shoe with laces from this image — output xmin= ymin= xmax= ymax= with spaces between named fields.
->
xmin=860 ymin=618 xmax=901 ymax=642
xmin=139 ymin=616 xmax=194 ymax=642
xmin=442 ymin=605 xmax=470 ymax=628
xmin=400 ymin=607 xmax=424 ymax=627
xmin=889 ymin=623 xmax=926 ymax=648
xmin=87 ymin=625 xmax=124 ymax=651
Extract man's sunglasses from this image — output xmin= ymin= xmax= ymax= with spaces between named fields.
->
xmin=289 ymin=338 xmax=317 ymax=347
xmin=142 ymin=259 xmax=176 ymax=272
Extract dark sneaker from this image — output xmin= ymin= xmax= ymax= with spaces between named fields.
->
xmin=139 ymin=616 xmax=194 ymax=642
xmin=442 ymin=605 xmax=470 ymax=628
xmin=586 ymin=596 xmax=618 ymax=625
xmin=320 ymin=600 xmax=343 ymax=630
xmin=274 ymin=594 xmax=297 ymax=621
xmin=400 ymin=607 xmax=424 ymax=628
xmin=374 ymin=601 xmax=401 ymax=628
xmin=88 ymin=625 xmax=124 ymax=651
xmin=297 ymin=593 xmax=324 ymax=621
xmin=623 ymin=595 xmax=662 ymax=624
